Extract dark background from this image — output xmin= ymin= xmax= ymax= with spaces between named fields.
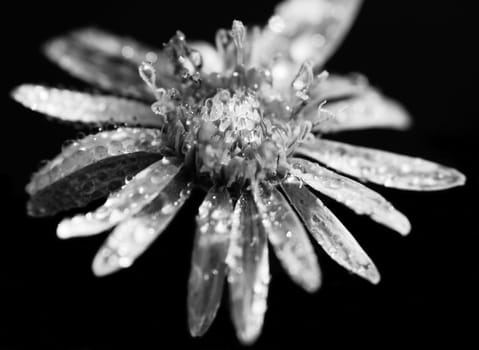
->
xmin=1 ymin=1 xmax=478 ymax=349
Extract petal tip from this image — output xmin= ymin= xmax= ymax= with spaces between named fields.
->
xmin=10 ymin=85 xmax=23 ymax=102
xmin=56 ymin=220 xmax=72 ymax=239
xmin=365 ymin=266 xmax=381 ymax=285
xmin=301 ymin=269 xmax=322 ymax=293
xmin=237 ymin=327 xmax=261 ymax=346
xmin=91 ymin=247 xmax=124 ymax=277
xmin=397 ymin=215 xmax=412 ymax=236
xmin=188 ymin=317 xmax=210 ymax=338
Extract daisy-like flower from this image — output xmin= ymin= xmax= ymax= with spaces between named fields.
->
xmin=12 ymin=0 xmax=465 ymax=345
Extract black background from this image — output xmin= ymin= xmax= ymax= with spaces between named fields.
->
xmin=1 ymin=1 xmax=478 ymax=349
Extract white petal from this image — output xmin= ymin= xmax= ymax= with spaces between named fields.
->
xmin=309 ymin=73 xmax=370 ymax=100
xmin=289 ymin=158 xmax=411 ymax=235
xmin=57 ymin=157 xmax=182 ymax=239
xmin=315 ymin=91 xmax=411 ymax=133
xmin=253 ymin=183 xmax=321 ymax=292
xmin=43 ymin=28 xmax=175 ymax=98
xmin=252 ymin=0 xmax=363 ymax=88
xmin=92 ymin=172 xmax=193 ymax=276
xmin=12 ymin=85 xmax=162 ymax=127
xmin=297 ymin=138 xmax=466 ymax=191
xmin=188 ymin=41 xmax=223 ymax=74
xmin=27 ymin=128 xmax=164 ymax=216
xmin=300 ymin=74 xmax=411 ymax=132
xmin=188 ymin=187 xmax=233 ymax=337
xmin=282 ymin=177 xmax=380 ymax=284
xmin=227 ymin=192 xmax=270 ymax=345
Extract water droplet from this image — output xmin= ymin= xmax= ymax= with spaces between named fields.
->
xmin=292 ymin=60 xmax=314 ymax=95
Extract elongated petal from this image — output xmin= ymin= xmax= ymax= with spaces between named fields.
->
xmin=289 ymin=158 xmax=411 ymax=235
xmin=282 ymin=177 xmax=380 ymax=284
xmin=227 ymin=192 xmax=270 ymax=345
xmin=309 ymin=73 xmax=370 ymax=101
xmin=302 ymin=75 xmax=411 ymax=132
xmin=253 ymin=183 xmax=321 ymax=292
xmin=188 ymin=187 xmax=233 ymax=337
xmin=252 ymin=0 xmax=363 ymax=87
xmin=92 ymin=171 xmax=193 ymax=276
xmin=27 ymin=128 xmax=163 ymax=216
xmin=44 ymin=28 xmax=174 ymax=98
xmin=12 ymin=85 xmax=162 ymax=127
xmin=314 ymin=92 xmax=411 ymax=133
xmin=297 ymin=138 xmax=466 ymax=191
xmin=57 ymin=157 xmax=182 ymax=238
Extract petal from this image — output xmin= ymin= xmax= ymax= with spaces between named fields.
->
xmin=43 ymin=28 xmax=174 ymax=98
xmin=301 ymin=75 xmax=411 ymax=132
xmin=227 ymin=191 xmax=270 ymax=345
xmin=281 ymin=177 xmax=380 ymax=284
xmin=296 ymin=138 xmax=466 ymax=191
xmin=57 ymin=157 xmax=182 ymax=238
xmin=12 ymin=85 xmax=162 ymax=127
xmin=188 ymin=41 xmax=223 ymax=74
xmin=252 ymin=0 xmax=363 ymax=87
xmin=289 ymin=158 xmax=411 ymax=235
xmin=315 ymin=92 xmax=411 ymax=133
xmin=27 ymin=128 xmax=163 ymax=216
xmin=309 ymin=73 xmax=370 ymax=101
xmin=253 ymin=183 xmax=321 ymax=292
xmin=188 ymin=187 xmax=233 ymax=337
xmin=92 ymin=171 xmax=193 ymax=276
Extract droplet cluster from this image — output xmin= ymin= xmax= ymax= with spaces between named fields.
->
xmin=27 ymin=128 xmax=164 ymax=195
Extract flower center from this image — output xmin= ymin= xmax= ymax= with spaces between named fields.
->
xmin=201 ymin=89 xmax=263 ymax=146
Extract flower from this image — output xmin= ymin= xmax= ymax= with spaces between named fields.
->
xmin=11 ymin=0 xmax=465 ymax=345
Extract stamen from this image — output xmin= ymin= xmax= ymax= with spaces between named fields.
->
xmin=231 ymin=20 xmax=247 ymax=66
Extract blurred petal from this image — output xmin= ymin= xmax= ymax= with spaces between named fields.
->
xmin=43 ymin=28 xmax=175 ymax=98
xmin=309 ymin=73 xmax=370 ymax=100
xmin=282 ymin=177 xmax=380 ymax=284
xmin=290 ymin=158 xmax=411 ymax=235
xmin=27 ymin=128 xmax=163 ymax=216
xmin=252 ymin=0 xmax=363 ymax=88
xmin=12 ymin=85 xmax=163 ymax=127
xmin=188 ymin=187 xmax=233 ymax=337
xmin=92 ymin=171 xmax=193 ymax=276
xmin=253 ymin=183 xmax=321 ymax=292
xmin=57 ymin=157 xmax=182 ymax=238
xmin=189 ymin=41 xmax=223 ymax=74
xmin=227 ymin=192 xmax=270 ymax=345
xmin=297 ymin=138 xmax=466 ymax=191
xmin=315 ymin=92 xmax=411 ymax=133
xmin=300 ymin=74 xmax=411 ymax=132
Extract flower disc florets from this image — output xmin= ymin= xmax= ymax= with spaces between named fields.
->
xmin=140 ymin=21 xmax=317 ymax=189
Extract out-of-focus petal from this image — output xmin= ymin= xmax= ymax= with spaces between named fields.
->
xmin=57 ymin=157 xmax=182 ymax=238
xmin=300 ymin=74 xmax=411 ymax=132
xmin=12 ymin=85 xmax=163 ymax=127
xmin=253 ymin=182 xmax=321 ymax=292
xmin=227 ymin=191 xmax=270 ymax=345
xmin=188 ymin=187 xmax=233 ymax=337
xmin=252 ymin=0 xmax=363 ymax=88
xmin=27 ymin=128 xmax=163 ymax=216
xmin=189 ymin=41 xmax=224 ymax=74
xmin=282 ymin=177 xmax=380 ymax=284
xmin=297 ymin=138 xmax=466 ymax=191
xmin=92 ymin=171 xmax=193 ymax=276
xmin=43 ymin=28 xmax=176 ymax=99
xmin=309 ymin=73 xmax=370 ymax=100
xmin=289 ymin=158 xmax=411 ymax=235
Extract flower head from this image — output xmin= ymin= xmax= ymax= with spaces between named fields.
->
xmin=12 ymin=0 xmax=465 ymax=345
